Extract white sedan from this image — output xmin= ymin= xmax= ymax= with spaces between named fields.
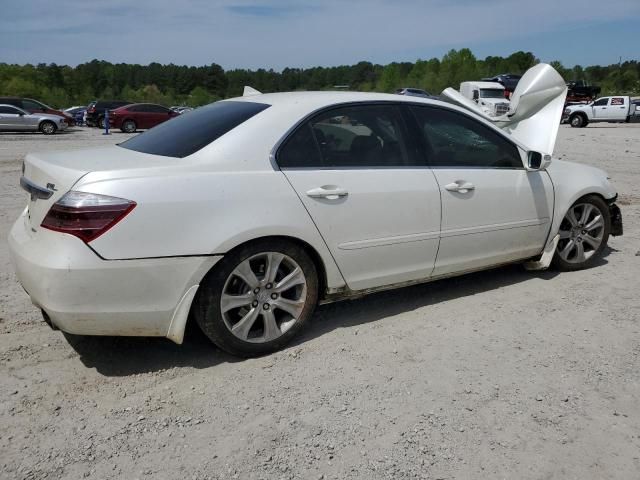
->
xmin=9 ymin=65 xmax=623 ymax=357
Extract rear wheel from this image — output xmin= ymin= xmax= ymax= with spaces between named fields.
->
xmin=194 ymin=239 xmax=319 ymax=357
xmin=552 ymin=195 xmax=610 ymax=271
xmin=121 ymin=120 xmax=137 ymax=133
xmin=39 ymin=121 xmax=57 ymax=135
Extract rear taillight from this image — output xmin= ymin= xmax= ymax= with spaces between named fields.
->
xmin=41 ymin=191 xmax=136 ymax=243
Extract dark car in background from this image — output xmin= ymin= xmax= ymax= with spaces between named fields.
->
xmin=395 ymin=87 xmax=435 ymax=98
xmin=481 ymin=74 xmax=522 ymax=93
xmin=0 ymin=97 xmax=74 ymax=126
xmin=109 ymin=103 xmax=179 ymax=133
xmin=86 ymin=100 xmax=132 ymax=128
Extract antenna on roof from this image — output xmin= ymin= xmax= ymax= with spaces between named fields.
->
xmin=243 ymin=86 xmax=262 ymax=96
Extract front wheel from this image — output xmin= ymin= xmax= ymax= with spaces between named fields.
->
xmin=39 ymin=121 xmax=57 ymax=135
xmin=194 ymin=240 xmax=319 ymax=357
xmin=569 ymin=114 xmax=587 ymax=128
xmin=552 ymin=195 xmax=610 ymax=271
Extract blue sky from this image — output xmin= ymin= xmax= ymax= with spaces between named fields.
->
xmin=1 ymin=0 xmax=639 ymax=69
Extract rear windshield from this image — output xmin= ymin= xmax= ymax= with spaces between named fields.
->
xmin=118 ymin=100 xmax=270 ymax=158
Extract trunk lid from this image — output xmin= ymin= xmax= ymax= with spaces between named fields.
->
xmin=21 ymin=145 xmax=172 ymax=231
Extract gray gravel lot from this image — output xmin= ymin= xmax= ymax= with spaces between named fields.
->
xmin=1 ymin=125 xmax=639 ymax=480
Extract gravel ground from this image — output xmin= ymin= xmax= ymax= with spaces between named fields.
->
xmin=1 ymin=125 xmax=639 ymax=480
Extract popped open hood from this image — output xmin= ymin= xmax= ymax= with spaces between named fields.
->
xmin=442 ymin=63 xmax=567 ymax=156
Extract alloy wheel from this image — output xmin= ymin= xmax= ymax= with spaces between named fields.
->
xmin=220 ymin=252 xmax=307 ymax=343
xmin=557 ymin=202 xmax=605 ymax=263
xmin=41 ymin=122 xmax=55 ymax=134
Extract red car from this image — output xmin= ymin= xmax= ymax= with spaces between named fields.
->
xmin=109 ymin=103 xmax=179 ymax=133
xmin=0 ymin=97 xmax=74 ymax=126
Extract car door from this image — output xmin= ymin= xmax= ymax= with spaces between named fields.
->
xmin=603 ymin=97 xmax=628 ymax=120
xmin=147 ymin=104 xmax=173 ymax=128
xmin=591 ymin=97 xmax=609 ymax=119
xmin=409 ymin=105 xmax=553 ymax=277
xmin=278 ymin=103 xmax=442 ymax=291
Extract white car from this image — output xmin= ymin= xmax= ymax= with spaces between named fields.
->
xmin=9 ymin=64 xmax=623 ymax=357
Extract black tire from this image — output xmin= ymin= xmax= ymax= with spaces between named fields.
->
xmin=569 ymin=114 xmax=587 ymax=128
xmin=193 ymin=239 xmax=319 ymax=357
xmin=97 ymin=116 xmax=106 ymax=129
xmin=552 ymin=195 xmax=610 ymax=271
xmin=121 ymin=119 xmax=137 ymax=133
xmin=39 ymin=121 xmax=57 ymax=135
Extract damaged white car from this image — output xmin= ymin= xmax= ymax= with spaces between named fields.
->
xmin=9 ymin=64 xmax=623 ymax=357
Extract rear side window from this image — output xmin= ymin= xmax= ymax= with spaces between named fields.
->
xmin=23 ymin=99 xmax=47 ymax=110
xmin=119 ymin=101 xmax=270 ymax=158
xmin=278 ymin=104 xmax=420 ymax=168
xmin=411 ymin=106 xmax=522 ymax=169
xmin=0 ymin=106 xmax=20 ymax=114
xmin=278 ymin=123 xmax=322 ymax=168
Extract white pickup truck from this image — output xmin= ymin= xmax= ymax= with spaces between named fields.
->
xmin=563 ymin=96 xmax=637 ymax=127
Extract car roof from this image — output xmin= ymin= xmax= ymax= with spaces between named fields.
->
xmin=227 ymin=90 xmax=449 ymax=111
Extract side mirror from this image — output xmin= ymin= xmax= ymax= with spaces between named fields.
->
xmin=527 ymin=151 xmax=551 ymax=170
xmin=472 ymin=90 xmax=479 ymax=101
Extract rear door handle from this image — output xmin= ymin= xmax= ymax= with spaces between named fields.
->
xmin=306 ymin=186 xmax=349 ymax=200
xmin=444 ymin=181 xmax=475 ymax=194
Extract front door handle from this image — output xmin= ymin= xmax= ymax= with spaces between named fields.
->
xmin=306 ymin=185 xmax=349 ymax=200
xmin=444 ymin=181 xmax=475 ymax=194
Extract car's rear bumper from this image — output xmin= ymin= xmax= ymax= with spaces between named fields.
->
xmin=8 ymin=209 xmax=220 ymax=340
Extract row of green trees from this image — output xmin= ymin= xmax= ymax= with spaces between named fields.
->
xmin=1 ymin=49 xmax=638 ymax=109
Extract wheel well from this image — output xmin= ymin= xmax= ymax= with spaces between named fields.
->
xmin=209 ymin=235 xmax=328 ymax=299
xmin=571 ymin=112 xmax=587 ymax=120
xmin=38 ymin=120 xmax=55 ymax=130
xmin=183 ymin=235 xmax=329 ymax=340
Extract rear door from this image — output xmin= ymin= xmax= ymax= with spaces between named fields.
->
xmin=603 ymin=97 xmax=628 ymax=120
xmin=409 ymin=105 xmax=553 ymax=276
xmin=279 ymin=103 xmax=442 ymax=291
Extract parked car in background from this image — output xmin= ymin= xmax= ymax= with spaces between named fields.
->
xmin=0 ymin=104 xmax=68 ymax=134
xmin=85 ymin=100 xmax=132 ymax=128
xmin=0 ymin=97 xmax=74 ymax=126
xmin=563 ymin=96 xmax=637 ymax=127
xmin=9 ymin=68 xmax=623 ymax=356
xmin=481 ymin=74 xmax=522 ymax=93
xmin=395 ymin=88 xmax=434 ymax=98
xmin=171 ymin=106 xmax=194 ymax=114
xmin=631 ymin=99 xmax=640 ymax=120
xmin=64 ymin=106 xmax=86 ymax=113
xmin=109 ymin=103 xmax=179 ymax=132
xmin=566 ymin=80 xmax=601 ymax=99
xmin=63 ymin=106 xmax=87 ymax=125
